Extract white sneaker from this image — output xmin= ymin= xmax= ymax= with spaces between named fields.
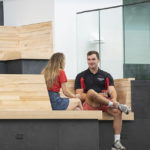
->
xmin=118 ymin=104 xmax=131 ymax=115
xmin=111 ymin=140 xmax=126 ymax=150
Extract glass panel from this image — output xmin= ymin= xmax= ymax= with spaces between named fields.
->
xmin=76 ymin=11 xmax=99 ymax=73
xmin=76 ymin=1 xmax=150 ymax=79
xmin=124 ymin=0 xmax=150 ymax=5
xmin=124 ymin=2 xmax=150 ymax=64
xmin=100 ymin=7 xmax=123 ymax=79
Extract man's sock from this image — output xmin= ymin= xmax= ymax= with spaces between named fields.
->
xmin=108 ymin=101 xmax=113 ymax=107
xmin=114 ymin=134 xmax=120 ymax=142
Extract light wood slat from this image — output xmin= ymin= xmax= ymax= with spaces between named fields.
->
xmin=0 ymin=26 xmax=17 ymax=31
xmin=0 ymin=110 xmax=134 ymax=120
xmin=0 ymin=86 xmax=48 ymax=92
xmin=114 ymin=78 xmax=135 ymax=108
xmin=19 ymin=31 xmax=51 ymax=38
xmin=0 ymin=101 xmax=51 ymax=111
xmin=101 ymin=112 xmax=134 ymax=120
xmin=60 ymin=79 xmax=134 ymax=121
xmin=0 ymin=21 xmax=53 ymax=60
xmin=60 ymin=79 xmax=134 ymax=109
xmin=0 ymin=74 xmax=52 ymax=111
xmin=19 ymin=21 xmax=53 ymax=59
xmin=20 ymin=39 xmax=51 ymax=48
xmin=18 ymin=96 xmax=49 ymax=101
xmin=0 ymin=51 xmax=21 ymax=60
xmin=0 ymin=75 xmax=134 ymax=120
xmin=0 ymin=96 xmax=49 ymax=101
xmin=0 ymin=92 xmax=49 ymax=97
xmin=0 ymin=84 xmax=47 ymax=90
xmin=0 ymin=74 xmax=46 ymax=83
xmin=19 ymin=22 xmax=52 ymax=32
xmin=0 ymin=110 xmax=102 ymax=119
xmin=21 ymin=51 xmax=52 ymax=59
xmin=0 ymin=96 xmax=20 ymax=101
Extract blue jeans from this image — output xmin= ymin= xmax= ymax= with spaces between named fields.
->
xmin=48 ymin=91 xmax=69 ymax=110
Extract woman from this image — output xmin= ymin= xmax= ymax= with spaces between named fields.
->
xmin=42 ymin=52 xmax=83 ymax=110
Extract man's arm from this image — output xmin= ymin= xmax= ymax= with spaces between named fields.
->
xmin=108 ymin=86 xmax=117 ymax=102
xmin=74 ymin=73 xmax=87 ymax=101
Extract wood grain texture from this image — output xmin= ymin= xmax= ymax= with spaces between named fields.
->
xmin=0 ymin=22 xmax=53 ymax=60
xmin=0 ymin=74 xmax=52 ymax=111
xmin=0 ymin=110 xmax=102 ymax=119
xmin=60 ymin=79 xmax=134 ymax=120
xmin=60 ymin=79 xmax=134 ymax=108
xmin=0 ymin=75 xmax=134 ymax=120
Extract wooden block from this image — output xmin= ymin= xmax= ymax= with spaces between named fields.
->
xmin=0 ymin=100 xmax=51 ymax=111
xmin=60 ymin=79 xmax=134 ymax=120
xmin=0 ymin=75 xmax=134 ymax=120
xmin=0 ymin=74 xmax=52 ymax=111
xmin=0 ymin=110 xmax=102 ymax=119
xmin=62 ymin=79 xmax=134 ymax=108
xmin=101 ymin=112 xmax=134 ymax=120
xmin=0 ymin=21 xmax=53 ymax=60
xmin=0 ymin=110 xmax=134 ymax=120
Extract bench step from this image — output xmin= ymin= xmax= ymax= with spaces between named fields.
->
xmin=0 ymin=110 xmax=134 ymax=120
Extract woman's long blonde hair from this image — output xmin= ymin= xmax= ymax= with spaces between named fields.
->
xmin=41 ymin=53 xmax=65 ymax=89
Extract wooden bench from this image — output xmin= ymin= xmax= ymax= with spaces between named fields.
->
xmin=60 ymin=79 xmax=134 ymax=120
xmin=0 ymin=75 xmax=134 ymax=120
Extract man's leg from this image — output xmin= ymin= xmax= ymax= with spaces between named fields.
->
xmin=86 ymin=89 xmax=130 ymax=114
xmin=86 ymin=89 xmax=113 ymax=106
xmin=107 ymin=108 xmax=126 ymax=150
xmin=107 ymin=108 xmax=122 ymax=135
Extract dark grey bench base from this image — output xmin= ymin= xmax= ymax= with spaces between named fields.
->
xmin=0 ymin=59 xmax=48 ymax=74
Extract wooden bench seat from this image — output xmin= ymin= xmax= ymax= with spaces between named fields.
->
xmin=60 ymin=79 xmax=134 ymax=120
xmin=0 ymin=74 xmax=134 ymax=120
xmin=0 ymin=74 xmax=52 ymax=111
xmin=0 ymin=110 xmax=134 ymax=120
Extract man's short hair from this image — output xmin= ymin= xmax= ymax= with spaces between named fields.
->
xmin=87 ymin=51 xmax=100 ymax=59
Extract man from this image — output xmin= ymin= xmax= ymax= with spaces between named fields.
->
xmin=75 ymin=51 xmax=130 ymax=150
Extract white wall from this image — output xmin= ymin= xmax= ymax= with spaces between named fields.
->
xmin=3 ymin=0 xmax=122 ymax=79
xmin=54 ymin=0 xmax=122 ymax=79
xmin=76 ymin=11 xmax=99 ymax=74
xmin=3 ymin=0 xmax=54 ymax=26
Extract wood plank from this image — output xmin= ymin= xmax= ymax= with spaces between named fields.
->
xmin=0 ymin=74 xmax=52 ymax=111
xmin=0 ymin=96 xmax=49 ymax=101
xmin=0 ymin=101 xmax=51 ymax=111
xmin=0 ymin=74 xmax=46 ymax=83
xmin=101 ymin=112 xmax=134 ymax=120
xmin=0 ymin=110 xmax=134 ymax=120
xmin=21 ymin=51 xmax=52 ymax=59
xmin=0 ymin=51 xmax=21 ymax=60
xmin=0 ymin=110 xmax=102 ymax=119
xmin=0 ymin=75 xmax=134 ymax=120
xmin=60 ymin=79 xmax=134 ymax=120
xmin=0 ymin=21 xmax=53 ymax=60
xmin=63 ymin=79 xmax=134 ymax=107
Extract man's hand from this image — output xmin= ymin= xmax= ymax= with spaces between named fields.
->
xmin=112 ymin=100 xmax=119 ymax=108
xmin=75 ymin=94 xmax=81 ymax=99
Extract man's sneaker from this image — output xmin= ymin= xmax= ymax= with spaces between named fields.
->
xmin=111 ymin=140 xmax=126 ymax=150
xmin=118 ymin=104 xmax=131 ymax=115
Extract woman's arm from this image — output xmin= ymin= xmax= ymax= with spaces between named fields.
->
xmin=75 ymin=89 xmax=86 ymax=101
xmin=61 ymin=82 xmax=76 ymax=98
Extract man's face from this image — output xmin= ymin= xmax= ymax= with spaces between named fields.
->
xmin=87 ymin=54 xmax=99 ymax=69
